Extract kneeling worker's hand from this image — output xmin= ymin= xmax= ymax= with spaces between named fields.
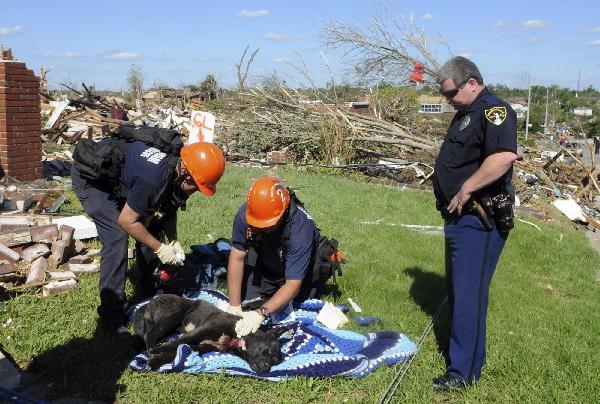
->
xmin=227 ymin=305 xmax=243 ymax=316
xmin=235 ymin=310 xmax=264 ymax=337
xmin=156 ymin=241 xmax=185 ymax=266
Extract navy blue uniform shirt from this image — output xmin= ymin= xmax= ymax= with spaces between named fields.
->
xmin=120 ymin=141 xmax=173 ymax=217
xmin=433 ymin=88 xmax=517 ymax=205
xmin=231 ymin=202 xmax=321 ymax=280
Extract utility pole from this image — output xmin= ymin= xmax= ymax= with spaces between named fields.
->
xmin=544 ymin=87 xmax=550 ymax=140
xmin=525 ymin=83 xmax=532 ymax=142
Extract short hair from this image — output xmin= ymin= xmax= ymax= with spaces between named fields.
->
xmin=437 ymin=56 xmax=484 ymax=86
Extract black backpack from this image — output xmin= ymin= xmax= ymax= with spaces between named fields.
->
xmin=245 ymin=189 xmax=344 ymax=284
xmin=72 ymin=124 xmax=183 ymax=197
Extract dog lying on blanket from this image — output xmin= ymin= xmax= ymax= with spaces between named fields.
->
xmin=132 ymin=294 xmax=286 ymax=373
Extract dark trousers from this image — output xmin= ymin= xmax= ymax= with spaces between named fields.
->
xmin=241 ymin=264 xmax=325 ymax=305
xmin=443 ymin=214 xmax=506 ymax=382
xmin=71 ymin=167 xmax=159 ymax=328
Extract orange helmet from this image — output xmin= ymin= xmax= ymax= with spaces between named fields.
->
xmin=180 ymin=142 xmax=225 ymax=196
xmin=246 ymin=177 xmax=290 ymax=228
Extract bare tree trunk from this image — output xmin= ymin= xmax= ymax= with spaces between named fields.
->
xmin=236 ymin=46 xmax=260 ymax=90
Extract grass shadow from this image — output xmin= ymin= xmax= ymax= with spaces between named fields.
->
xmin=23 ymin=325 xmax=142 ymax=402
xmin=404 ymin=266 xmax=450 ymax=365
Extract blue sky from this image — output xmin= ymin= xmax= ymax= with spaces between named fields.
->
xmin=1 ymin=1 xmax=599 ymax=91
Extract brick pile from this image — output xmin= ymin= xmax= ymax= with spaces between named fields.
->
xmin=0 ymin=57 xmax=42 ymax=181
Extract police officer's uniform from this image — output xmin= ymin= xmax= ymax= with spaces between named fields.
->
xmin=231 ymin=202 xmax=324 ymax=303
xmin=433 ymin=88 xmax=517 ymax=383
xmin=71 ymin=141 xmax=179 ymax=330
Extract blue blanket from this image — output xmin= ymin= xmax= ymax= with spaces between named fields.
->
xmin=128 ymin=290 xmax=417 ymax=380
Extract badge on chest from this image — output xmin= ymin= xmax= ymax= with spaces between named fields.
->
xmin=459 ymin=115 xmax=470 ymax=131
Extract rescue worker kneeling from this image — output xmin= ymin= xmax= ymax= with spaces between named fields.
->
xmin=227 ymin=177 xmax=341 ymax=337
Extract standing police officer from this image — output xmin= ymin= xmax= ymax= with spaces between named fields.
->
xmin=72 ymin=140 xmax=225 ymax=336
xmin=432 ymin=56 xmax=517 ymax=390
xmin=226 ymin=177 xmax=327 ymax=337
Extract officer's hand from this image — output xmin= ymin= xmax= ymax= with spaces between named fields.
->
xmin=447 ymin=187 xmax=472 ymax=215
xmin=227 ymin=305 xmax=243 ymax=316
xmin=234 ymin=310 xmax=264 ymax=337
xmin=155 ymin=241 xmax=185 ymax=266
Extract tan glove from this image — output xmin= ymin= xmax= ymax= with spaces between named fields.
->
xmin=227 ymin=305 xmax=243 ymax=316
xmin=156 ymin=241 xmax=185 ymax=266
xmin=235 ymin=310 xmax=264 ymax=337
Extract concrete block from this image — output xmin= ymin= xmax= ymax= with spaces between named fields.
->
xmin=25 ymin=257 xmax=47 ymax=285
xmin=20 ymin=243 xmax=50 ymax=262
xmin=68 ymin=263 xmax=99 ymax=274
xmin=51 ymin=240 xmax=71 ymax=265
xmin=52 ymin=216 xmax=97 ymax=240
xmin=68 ymin=255 xmax=92 ymax=264
xmin=42 ymin=279 xmax=78 ymax=296
xmin=0 ymin=243 xmax=20 ymax=261
xmin=48 ymin=271 xmax=76 ymax=280
xmin=30 ymin=224 xmax=59 ymax=243
xmin=59 ymin=225 xmax=75 ymax=245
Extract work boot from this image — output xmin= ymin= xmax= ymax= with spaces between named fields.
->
xmin=432 ymin=373 xmax=467 ymax=391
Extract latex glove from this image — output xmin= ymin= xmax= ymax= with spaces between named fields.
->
xmin=235 ymin=310 xmax=264 ymax=337
xmin=156 ymin=241 xmax=185 ymax=266
xmin=172 ymin=241 xmax=185 ymax=263
xmin=227 ymin=305 xmax=243 ymax=316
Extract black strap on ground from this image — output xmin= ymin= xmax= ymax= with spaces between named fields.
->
xmin=378 ymin=296 xmax=448 ymax=404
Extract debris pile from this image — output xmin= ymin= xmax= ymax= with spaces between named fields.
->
xmin=0 ymin=220 xmax=99 ymax=296
xmin=514 ymin=139 xmax=600 ymax=230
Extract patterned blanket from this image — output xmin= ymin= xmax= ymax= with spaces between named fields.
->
xmin=128 ymin=290 xmax=417 ymax=380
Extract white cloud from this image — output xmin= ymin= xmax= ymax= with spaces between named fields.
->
xmin=582 ymin=26 xmax=600 ymax=33
xmin=521 ymin=20 xmax=550 ymax=30
xmin=529 ymin=37 xmax=543 ymax=43
xmin=420 ymin=13 xmax=434 ymax=21
xmin=262 ymin=32 xmax=301 ymax=41
xmin=0 ymin=25 xmax=25 ymax=36
xmin=237 ymin=9 xmax=268 ymax=18
xmin=43 ymin=51 xmax=81 ymax=58
xmin=590 ymin=40 xmax=600 ymax=46
xmin=104 ymin=51 xmax=140 ymax=60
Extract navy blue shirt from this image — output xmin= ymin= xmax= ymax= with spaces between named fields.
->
xmin=433 ymin=88 xmax=517 ymax=205
xmin=231 ymin=202 xmax=321 ymax=280
xmin=120 ymin=141 xmax=173 ymax=217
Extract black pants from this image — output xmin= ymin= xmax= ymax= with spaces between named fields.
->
xmin=241 ymin=264 xmax=325 ymax=305
xmin=71 ymin=166 xmax=160 ymax=328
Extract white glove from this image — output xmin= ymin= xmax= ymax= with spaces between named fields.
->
xmin=235 ymin=310 xmax=264 ymax=337
xmin=156 ymin=241 xmax=185 ymax=266
xmin=227 ymin=305 xmax=243 ymax=316
xmin=172 ymin=241 xmax=185 ymax=262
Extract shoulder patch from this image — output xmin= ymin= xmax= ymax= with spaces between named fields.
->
xmin=484 ymin=106 xmax=507 ymax=126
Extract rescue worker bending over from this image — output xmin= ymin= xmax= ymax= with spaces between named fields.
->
xmin=226 ymin=177 xmax=326 ymax=337
xmin=71 ymin=140 xmax=225 ymax=335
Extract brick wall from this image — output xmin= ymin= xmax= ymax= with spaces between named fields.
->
xmin=0 ymin=59 xmax=42 ymax=181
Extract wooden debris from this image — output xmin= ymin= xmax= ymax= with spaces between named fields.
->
xmin=42 ymin=279 xmax=78 ymax=296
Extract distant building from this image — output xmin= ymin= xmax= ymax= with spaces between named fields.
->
xmin=418 ymin=95 xmax=454 ymax=114
xmin=573 ymin=107 xmax=593 ymax=116
xmin=509 ymin=103 xmax=528 ymax=119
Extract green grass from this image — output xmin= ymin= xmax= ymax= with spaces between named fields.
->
xmin=1 ymin=164 xmax=599 ymax=403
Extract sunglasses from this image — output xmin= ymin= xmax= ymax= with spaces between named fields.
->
xmin=440 ymin=82 xmax=467 ymax=99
